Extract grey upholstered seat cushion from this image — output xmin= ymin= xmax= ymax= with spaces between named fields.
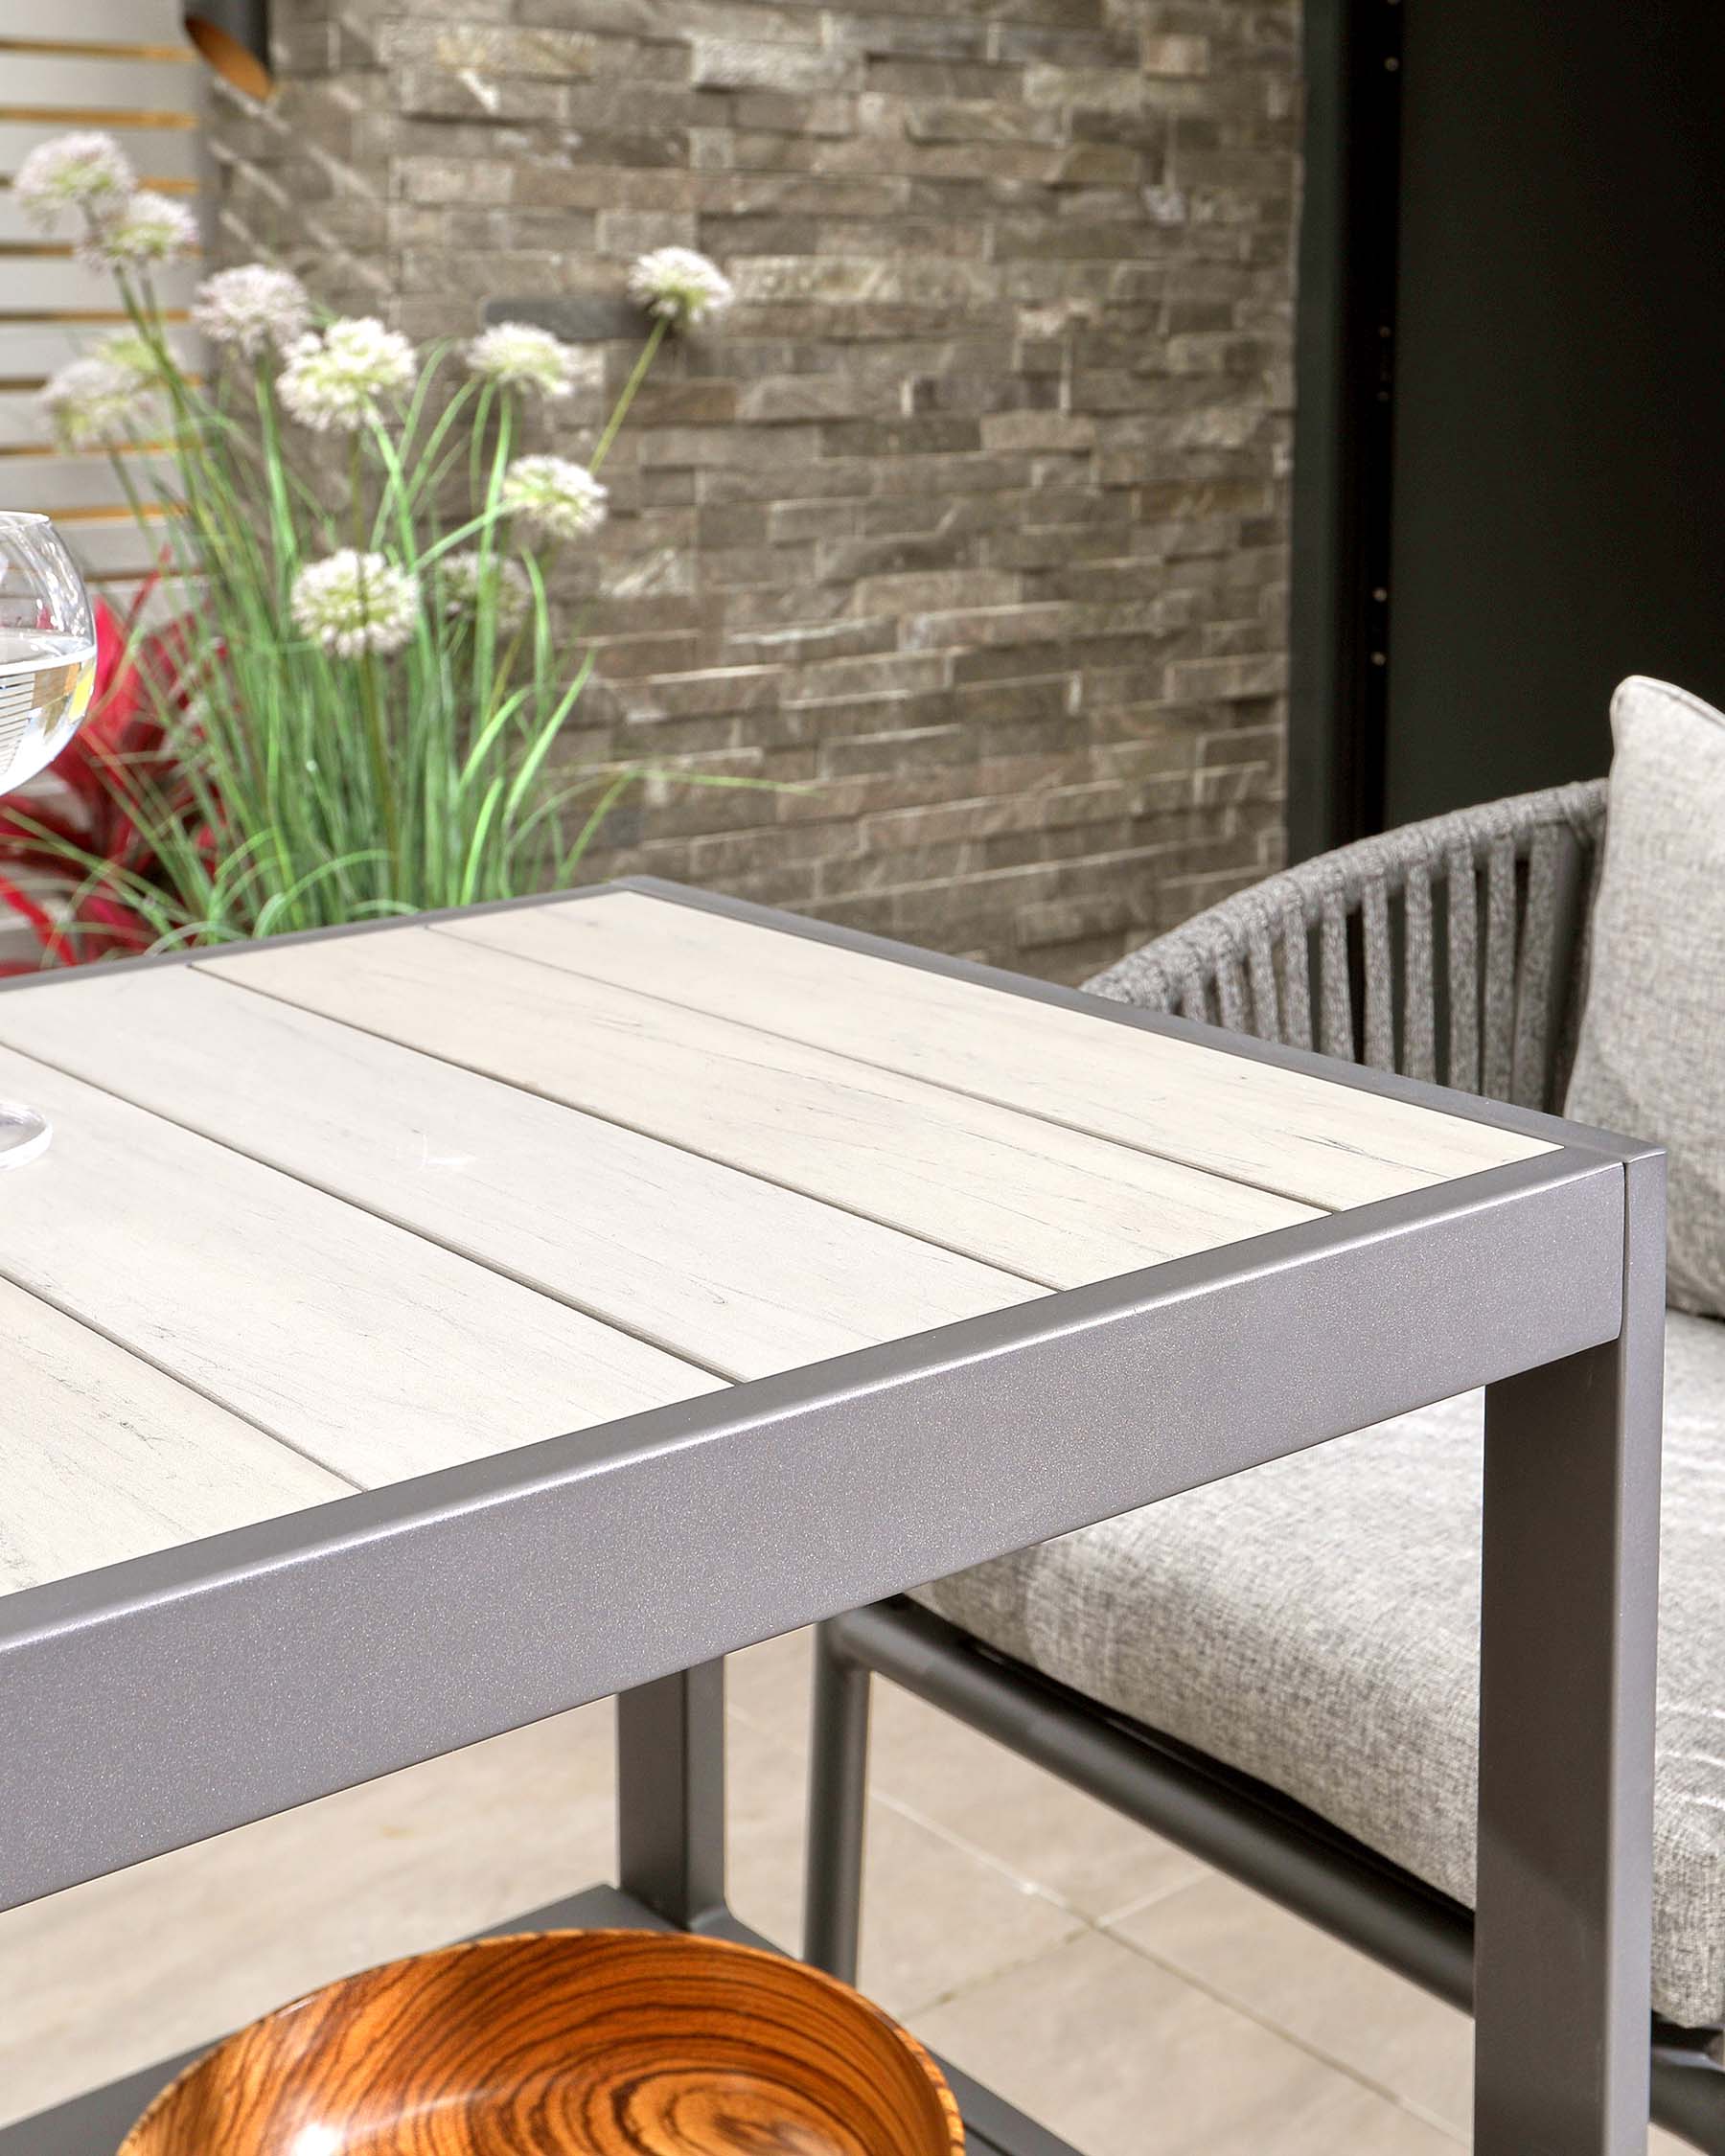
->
xmin=915 ymin=1309 xmax=1725 ymax=2030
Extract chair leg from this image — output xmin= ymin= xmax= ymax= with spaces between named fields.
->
xmin=803 ymin=1617 xmax=871 ymax=1984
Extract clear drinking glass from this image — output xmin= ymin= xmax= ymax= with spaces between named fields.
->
xmin=0 ymin=512 xmax=98 ymax=1167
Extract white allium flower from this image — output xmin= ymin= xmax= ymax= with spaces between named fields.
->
xmin=78 ymin=189 xmax=198 ymax=271
xmin=464 ymin=321 xmax=581 ymax=401
xmin=277 ymin=317 xmax=416 ymax=433
xmin=194 ymin=264 xmax=312 ymax=358
xmin=439 ymin=549 xmax=533 ymax=630
xmin=12 ymin=131 xmax=134 ymax=230
xmin=290 ymin=549 xmax=421 ymax=659
xmin=499 ymin=454 xmax=608 ymax=542
xmin=40 ymin=351 xmax=156 ymax=450
xmin=627 ymin=247 xmax=733 ymax=330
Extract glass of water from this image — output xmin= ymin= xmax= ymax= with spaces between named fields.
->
xmin=0 ymin=512 xmax=98 ymax=1167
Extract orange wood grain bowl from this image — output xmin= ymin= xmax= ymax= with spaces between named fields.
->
xmin=118 ymin=1929 xmax=965 ymax=2156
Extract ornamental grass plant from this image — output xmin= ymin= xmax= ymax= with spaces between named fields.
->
xmin=7 ymin=133 xmax=736 ymax=957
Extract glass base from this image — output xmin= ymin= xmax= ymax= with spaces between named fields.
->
xmin=0 ymin=1100 xmax=51 ymax=1168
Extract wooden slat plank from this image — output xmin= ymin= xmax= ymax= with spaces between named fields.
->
xmin=0 ymin=448 xmax=176 ymax=510
xmin=0 ymin=390 xmax=51 ymax=447
xmin=84 ymin=569 xmax=199 ymax=615
xmin=0 ymin=1040 xmax=723 ymax=1490
xmin=0 ymin=965 xmax=1040 ymax=1378
xmin=0 ymin=0 xmax=189 ymax=40
xmin=199 ymin=926 xmax=1321 ymax=1288
xmin=0 ymin=1275 xmax=349 ymax=1596
xmin=0 ymin=408 xmax=181 ymax=485
xmin=443 ymin=892 xmax=1553 ymax=1211
xmin=0 ymin=259 xmax=198 ymax=313
xmin=0 ymin=121 xmax=202 ymax=181
xmin=0 ymin=205 xmax=75 ymax=246
xmin=0 ymin=194 xmax=196 ymax=245
xmin=0 ymin=320 xmax=90 ymax=378
xmin=0 ymin=319 xmax=197 ymax=377
xmin=0 ymin=54 xmax=197 ymax=110
xmin=52 ymin=516 xmax=179 ymax=577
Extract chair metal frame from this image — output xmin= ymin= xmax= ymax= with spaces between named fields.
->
xmin=800 ymin=779 xmax=1725 ymax=2152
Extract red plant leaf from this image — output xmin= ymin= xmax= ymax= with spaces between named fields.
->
xmin=0 ymin=585 xmax=212 ymax=967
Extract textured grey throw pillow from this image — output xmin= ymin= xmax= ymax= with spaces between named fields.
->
xmin=1566 ymin=676 xmax=1725 ymax=1317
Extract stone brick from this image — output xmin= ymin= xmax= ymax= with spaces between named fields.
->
xmin=978 ymin=410 xmax=1097 ymax=452
xmin=397 ymin=155 xmax=511 ymax=205
xmin=377 ymin=23 xmax=597 ymax=77
xmin=1163 ymin=651 xmax=1290 ymax=700
xmin=395 ymin=69 xmax=571 ymax=122
xmin=1024 ymin=63 xmax=1155 ymax=112
xmin=698 ymin=172 xmax=908 ymax=218
xmin=637 ymin=423 xmax=825 ymax=469
xmin=735 ymin=375 xmax=898 ymax=423
xmin=519 ymin=0 xmax=820 ymax=38
xmin=691 ymin=41 xmax=858 ymax=93
xmin=901 ymin=100 xmax=1066 ymax=146
xmin=596 ymin=209 xmax=698 ymax=255
xmin=1141 ymin=34 xmax=1212 ymax=78
xmin=853 ymin=568 xmax=1022 ymax=616
xmin=865 ymin=57 xmax=1025 ymax=100
xmin=727 ymin=93 xmax=861 ymax=139
xmin=826 ymin=12 xmax=991 ymax=59
xmin=767 ymin=498 xmax=864 ymax=544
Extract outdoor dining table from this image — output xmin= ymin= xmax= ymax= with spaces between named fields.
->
xmin=0 ymin=877 xmax=1663 ymax=2156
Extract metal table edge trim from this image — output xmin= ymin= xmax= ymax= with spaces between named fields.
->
xmin=2 ymin=1145 xmax=1625 ymax=1911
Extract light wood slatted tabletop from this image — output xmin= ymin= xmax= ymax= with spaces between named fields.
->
xmin=0 ymin=885 xmax=1550 ymax=1602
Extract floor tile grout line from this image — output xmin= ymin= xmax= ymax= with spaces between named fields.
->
xmin=893 ymin=1916 xmax=1099 ymax=2029
xmin=868 ymin=1785 xmax=1094 ymax=1916
xmin=727 ymin=1686 xmax=1210 ymax=1933
xmin=1095 ymin=1912 xmax=1472 ymax=2145
xmin=1092 ymin=1870 xmax=1208 ymax=1930
xmin=731 ymin=1697 xmax=1120 ymax=1925
xmin=901 ymin=1918 xmax=1468 ymax=2149
xmin=727 ymin=1701 xmax=1081 ymax=1927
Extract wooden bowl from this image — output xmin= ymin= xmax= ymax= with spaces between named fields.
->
xmin=118 ymin=1929 xmax=964 ymax=2156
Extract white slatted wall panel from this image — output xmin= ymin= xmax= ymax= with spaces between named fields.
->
xmin=0 ymin=1 xmax=205 ymax=591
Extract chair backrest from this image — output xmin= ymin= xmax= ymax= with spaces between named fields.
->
xmin=1089 ymin=780 xmax=1609 ymax=1114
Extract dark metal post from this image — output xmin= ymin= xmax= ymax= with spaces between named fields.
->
xmin=1473 ymin=1151 xmax=1665 ymax=2153
xmin=1287 ymin=0 xmax=1404 ymax=860
xmin=615 ymin=1661 xmax=727 ymax=1932
xmin=803 ymin=1618 xmax=871 ymax=1983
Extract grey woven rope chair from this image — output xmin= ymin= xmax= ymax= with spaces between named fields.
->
xmin=801 ymin=777 xmax=1725 ymax=2152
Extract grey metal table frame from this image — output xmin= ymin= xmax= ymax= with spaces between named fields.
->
xmin=0 ymin=878 xmax=1665 ymax=2156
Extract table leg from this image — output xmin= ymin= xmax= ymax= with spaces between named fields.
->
xmin=803 ymin=1616 xmax=872 ymax=1984
xmin=1474 ymin=1152 xmax=1665 ymax=2155
xmin=616 ymin=1661 xmax=727 ymax=1931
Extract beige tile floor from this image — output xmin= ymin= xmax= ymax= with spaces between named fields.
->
xmin=0 ymin=1627 xmax=1687 ymax=2153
